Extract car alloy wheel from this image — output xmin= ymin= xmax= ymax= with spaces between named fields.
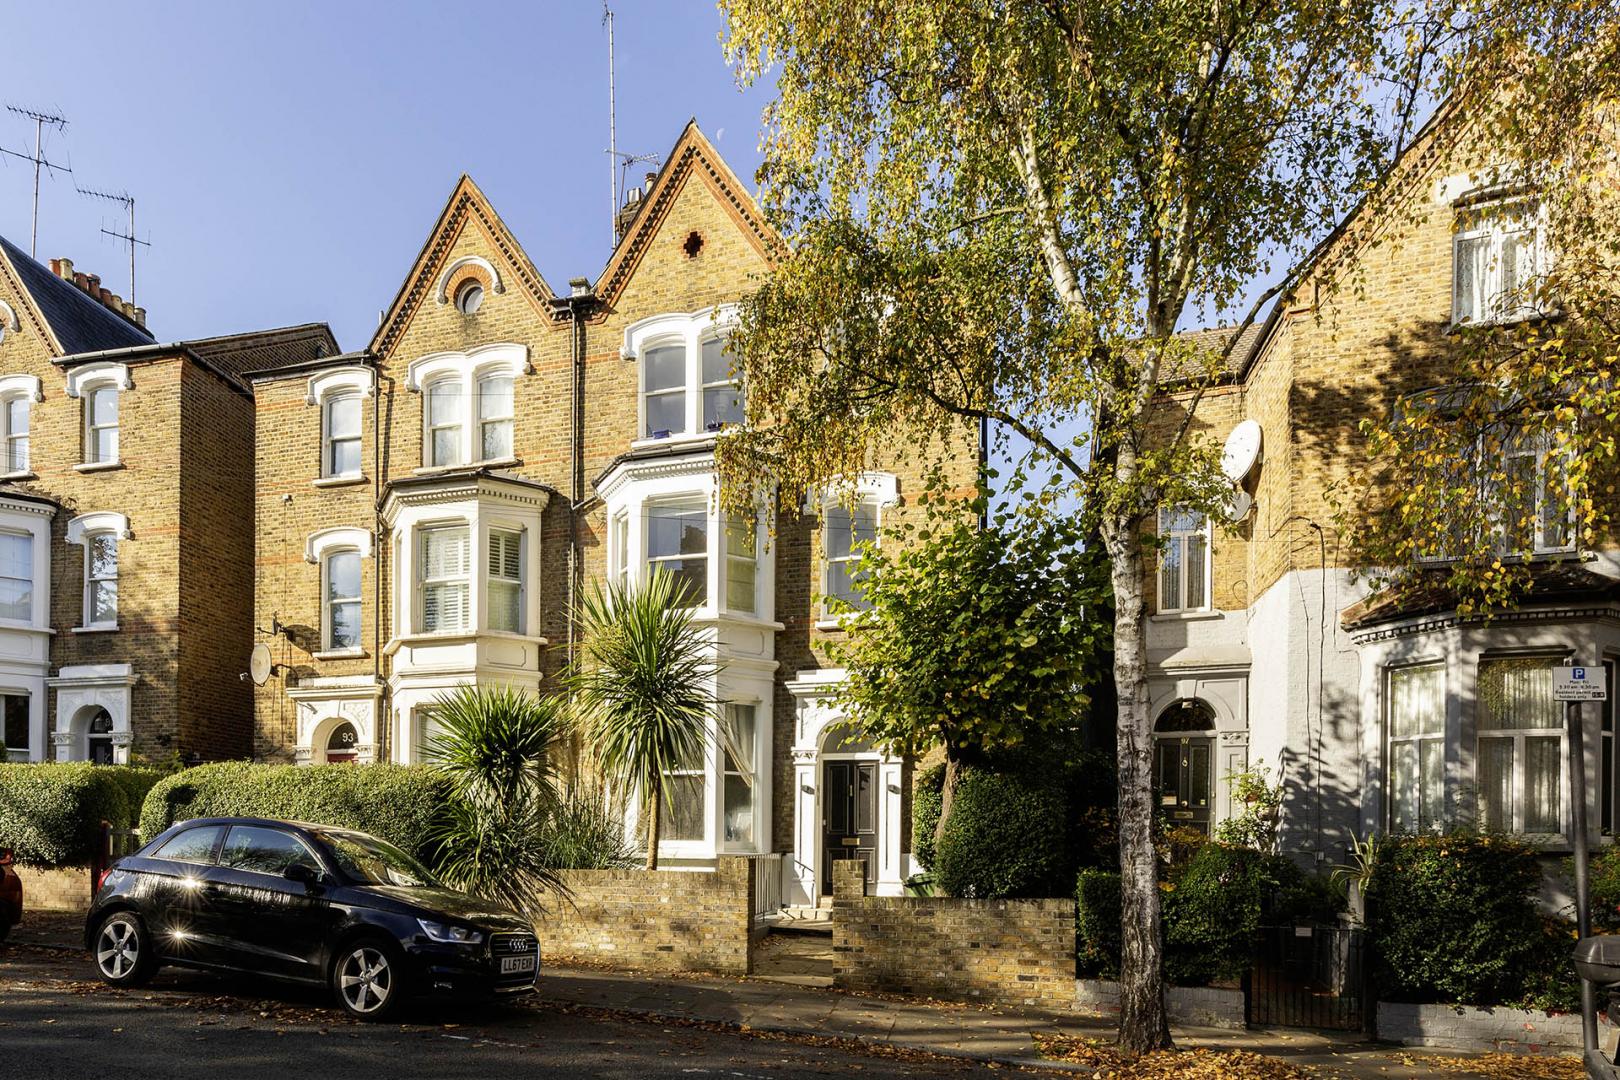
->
xmin=94 ymin=913 xmax=153 ymax=985
xmin=337 ymin=944 xmax=394 ymax=1016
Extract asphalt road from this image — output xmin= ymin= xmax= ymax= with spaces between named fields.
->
xmin=0 ymin=940 xmax=1024 ymax=1079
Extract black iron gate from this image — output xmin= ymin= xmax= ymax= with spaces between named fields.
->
xmin=1246 ymin=924 xmax=1366 ymax=1030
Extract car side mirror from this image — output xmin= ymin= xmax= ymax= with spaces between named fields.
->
xmin=285 ymin=863 xmax=322 ymax=889
xmin=0 ymin=848 xmax=12 ymax=867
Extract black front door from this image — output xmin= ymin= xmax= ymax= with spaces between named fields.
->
xmin=821 ymin=761 xmax=877 ymax=896
xmin=1155 ymin=736 xmax=1213 ymax=834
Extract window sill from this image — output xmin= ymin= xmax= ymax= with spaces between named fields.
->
xmin=312 ymin=475 xmax=368 ymax=489
xmin=71 ymin=623 xmax=118 ymax=634
xmin=0 ymin=619 xmax=52 ymax=635
xmin=411 ymin=456 xmax=520 ymax=477
xmin=312 ymin=648 xmax=368 ymax=661
xmin=0 ymin=470 xmax=35 ymax=482
xmin=631 ymin=432 xmax=717 ymax=452
xmin=73 ymin=461 xmax=123 ymax=474
xmin=1152 ymin=609 xmax=1222 ymax=622
xmin=814 ymin=613 xmax=871 ymax=632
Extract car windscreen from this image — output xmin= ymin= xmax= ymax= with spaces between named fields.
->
xmin=314 ymin=830 xmax=440 ymax=888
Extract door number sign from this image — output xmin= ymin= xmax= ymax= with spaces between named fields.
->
xmin=1554 ymin=666 xmax=1609 ymax=702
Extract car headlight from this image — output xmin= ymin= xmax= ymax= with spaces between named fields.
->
xmin=417 ymin=919 xmax=484 ymax=945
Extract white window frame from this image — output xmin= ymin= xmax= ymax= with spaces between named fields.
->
xmin=1386 ymin=663 xmax=1446 ymax=834
xmin=822 ymin=499 xmax=879 ymax=617
xmin=1452 ymin=196 xmax=1546 ymax=327
xmin=84 ymin=385 xmax=120 ymax=467
xmin=306 ymin=366 xmax=374 ymax=485
xmin=1157 ymin=507 xmax=1212 ymax=614
xmin=1 ymin=691 xmax=28 ymax=762
xmin=622 ymin=307 xmax=741 ymax=448
xmin=814 ymin=473 xmax=899 ymax=628
xmin=476 ymin=373 xmax=515 ymax=463
xmin=723 ymin=516 xmax=758 ymax=616
xmin=1493 ymin=426 xmax=1575 ymax=557
xmin=700 ymin=334 xmax=744 ymax=432
xmin=645 ymin=497 xmax=710 ymax=608
xmin=1 ymin=394 xmax=29 ymax=477
xmin=424 ymin=375 xmax=465 ymax=469
xmin=322 ymin=549 xmax=363 ymax=653
xmin=610 ymin=510 xmax=631 ymax=592
xmin=65 ymin=512 xmax=128 ymax=633
xmin=486 ymin=527 xmax=525 ymax=635
xmin=405 ymin=344 xmax=527 ymax=471
xmin=1475 ymin=654 xmax=1569 ymax=839
xmin=83 ymin=531 xmax=119 ymax=631
xmin=641 ymin=337 xmax=689 ymax=439
xmin=719 ymin=702 xmax=762 ymax=852
xmin=417 ymin=523 xmax=471 ymax=635
xmin=0 ymin=529 xmax=33 ymax=625
xmin=305 ymin=526 xmax=372 ymax=657
xmin=322 ymin=392 xmax=363 ymax=480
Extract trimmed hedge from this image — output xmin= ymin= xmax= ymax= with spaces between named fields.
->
xmin=934 ymin=767 xmax=1070 ymax=898
xmin=1365 ymin=832 xmax=1543 ymax=1005
xmin=911 ymin=763 xmax=945 ymax=871
xmin=0 ymin=763 xmax=166 ymax=866
xmin=139 ymin=762 xmax=453 ymax=861
xmin=1076 ymin=868 xmax=1123 ymax=977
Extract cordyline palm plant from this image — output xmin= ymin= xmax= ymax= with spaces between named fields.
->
xmin=570 ymin=566 xmax=715 ymax=871
xmin=424 ymin=683 xmax=569 ymax=911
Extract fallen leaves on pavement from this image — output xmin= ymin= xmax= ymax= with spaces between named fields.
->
xmin=1394 ymin=1051 xmax=1583 ymax=1080
xmin=1033 ymin=1035 xmax=1310 ymax=1079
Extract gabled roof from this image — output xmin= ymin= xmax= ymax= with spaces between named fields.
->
xmin=0 ymin=235 xmax=154 ymax=356
xmin=594 ymin=120 xmax=778 ymax=309
xmin=185 ymin=322 xmax=341 ymax=378
xmin=369 ymin=175 xmax=557 ymax=360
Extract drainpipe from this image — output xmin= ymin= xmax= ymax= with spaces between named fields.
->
xmin=371 ymin=359 xmax=390 ymax=763
xmin=558 ymin=279 xmax=594 ymax=728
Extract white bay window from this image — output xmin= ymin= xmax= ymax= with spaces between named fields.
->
xmin=646 ymin=500 xmax=708 ymax=606
xmin=0 ymin=531 xmax=30 ymax=622
xmin=624 ymin=307 xmax=744 ymax=444
xmin=419 ymin=526 xmax=470 ymax=633
xmin=487 ymin=528 xmax=523 ymax=634
xmin=1477 ymin=656 xmax=1565 ymax=836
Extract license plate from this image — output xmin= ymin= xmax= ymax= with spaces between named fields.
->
xmin=500 ymin=955 xmax=536 ymax=975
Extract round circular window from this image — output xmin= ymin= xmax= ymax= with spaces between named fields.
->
xmin=455 ymin=281 xmax=484 ymax=315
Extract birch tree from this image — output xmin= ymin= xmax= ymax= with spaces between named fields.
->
xmin=718 ymin=0 xmax=1601 ymax=1051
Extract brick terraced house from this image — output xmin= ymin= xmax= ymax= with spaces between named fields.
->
xmin=1145 ymin=106 xmax=1620 ymax=876
xmin=250 ymin=123 xmax=979 ymax=903
xmin=0 ymin=236 xmax=338 ymax=765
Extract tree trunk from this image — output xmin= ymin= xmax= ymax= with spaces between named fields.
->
xmin=935 ymin=751 xmax=964 ymax=852
xmin=645 ymin=777 xmax=661 ymax=872
xmin=1104 ymin=515 xmax=1173 ymax=1053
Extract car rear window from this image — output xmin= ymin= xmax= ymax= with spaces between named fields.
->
xmin=220 ymin=826 xmax=324 ymax=877
xmin=150 ymin=825 xmax=223 ymax=865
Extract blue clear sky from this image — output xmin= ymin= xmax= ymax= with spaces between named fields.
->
xmin=0 ymin=1 xmax=771 ymax=349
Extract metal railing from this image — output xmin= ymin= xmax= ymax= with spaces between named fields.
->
xmin=740 ymin=852 xmax=783 ymax=919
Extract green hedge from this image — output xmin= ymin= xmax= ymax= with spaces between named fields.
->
xmin=911 ymin=763 xmax=945 ymax=871
xmin=139 ymin=762 xmax=453 ymax=861
xmin=0 ymin=763 xmax=166 ymax=866
xmin=1365 ymin=833 xmax=1542 ymax=1005
xmin=1076 ymin=842 xmax=1340 ymax=986
xmin=934 ymin=767 xmax=1071 ymax=899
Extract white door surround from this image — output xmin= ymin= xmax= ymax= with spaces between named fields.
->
xmin=785 ymin=667 xmax=905 ymax=906
xmin=48 ymin=663 xmax=135 ymax=763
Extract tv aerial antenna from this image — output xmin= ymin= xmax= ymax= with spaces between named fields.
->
xmin=603 ymin=3 xmax=661 ymax=247
xmin=0 ymin=106 xmax=70 ymax=258
xmin=76 ymin=186 xmax=150 ymax=305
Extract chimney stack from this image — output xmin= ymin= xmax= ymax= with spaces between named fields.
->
xmin=52 ymin=258 xmax=145 ymax=329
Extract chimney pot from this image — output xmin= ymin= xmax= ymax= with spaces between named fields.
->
xmin=73 ymin=272 xmax=89 ymax=291
xmin=133 ymin=307 xmax=147 ymax=328
xmin=569 ymin=277 xmax=590 ymax=298
xmin=56 ymin=257 xmax=73 ymax=279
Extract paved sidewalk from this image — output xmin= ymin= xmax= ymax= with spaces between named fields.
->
xmin=538 ymin=963 xmax=1496 ymax=1077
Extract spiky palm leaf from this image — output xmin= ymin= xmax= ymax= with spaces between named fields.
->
xmin=570 ymin=566 xmax=716 ymax=870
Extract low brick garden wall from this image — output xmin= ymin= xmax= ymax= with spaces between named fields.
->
xmin=18 ymin=865 xmax=91 ymax=912
xmin=531 ymin=856 xmax=755 ymax=975
xmin=830 ymin=862 xmax=1074 ymax=1010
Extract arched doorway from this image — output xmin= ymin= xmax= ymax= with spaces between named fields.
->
xmin=819 ymin=726 xmax=878 ymax=897
xmin=1155 ymin=699 xmax=1216 ymax=834
xmin=324 ymin=721 xmax=360 ymax=764
xmin=85 ymin=708 xmax=114 ymax=765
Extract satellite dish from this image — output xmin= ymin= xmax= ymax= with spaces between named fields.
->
xmin=249 ymin=643 xmax=273 ymax=686
xmin=1221 ymin=420 xmax=1263 ymax=483
xmin=1222 ymin=489 xmax=1254 ymax=522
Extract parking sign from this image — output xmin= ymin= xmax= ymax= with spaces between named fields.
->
xmin=1554 ymin=666 xmax=1608 ymax=701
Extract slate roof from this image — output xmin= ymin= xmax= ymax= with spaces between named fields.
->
xmin=1340 ymin=563 xmax=1620 ymax=631
xmin=185 ymin=323 xmax=341 ymax=378
xmin=0 ymin=235 xmax=154 ymax=355
xmin=1157 ymin=322 xmax=1268 ymax=386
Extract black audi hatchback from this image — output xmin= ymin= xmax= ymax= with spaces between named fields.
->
xmin=85 ymin=817 xmax=538 ymax=1019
